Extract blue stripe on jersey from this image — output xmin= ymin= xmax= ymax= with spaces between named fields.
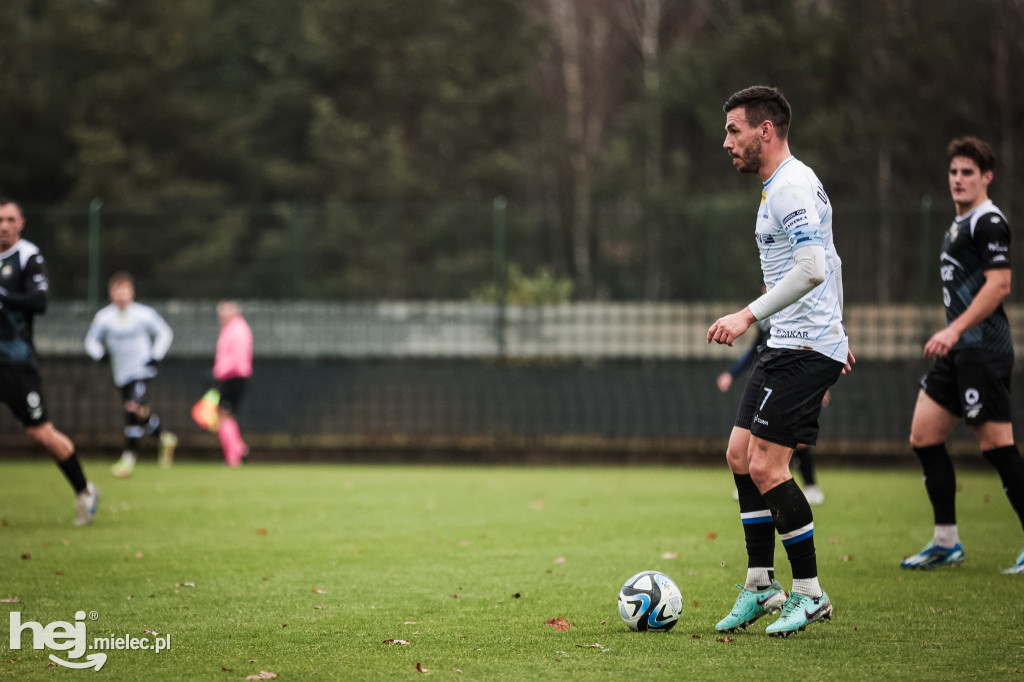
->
xmin=741 ymin=510 xmax=774 ymax=525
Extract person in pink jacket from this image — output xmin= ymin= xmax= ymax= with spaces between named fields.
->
xmin=214 ymin=301 xmax=253 ymax=467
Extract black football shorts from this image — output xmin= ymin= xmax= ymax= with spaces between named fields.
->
xmin=921 ymin=348 xmax=1013 ymax=425
xmin=0 ymin=364 xmax=49 ymax=426
xmin=735 ymin=347 xmax=844 ymax=448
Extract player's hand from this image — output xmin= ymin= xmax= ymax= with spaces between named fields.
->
xmin=923 ymin=328 xmax=959 ymax=359
xmin=707 ymin=309 xmax=755 ymax=347
xmin=841 ymin=349 xmax=855 ymax=375
xmin=716 ymin=373 xmax=733 ymax=393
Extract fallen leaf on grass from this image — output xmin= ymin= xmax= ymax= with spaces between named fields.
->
xmin=143 ymin=629 xmax=160 ymax=636
xmin=176 ymin=582 xmax=196 ymax=588
xmin=705 ymin=533 xmax=718 ymax=540
xmin=716 ymin=637 xmax=734 ymax=643
xmin=829 ymin=536 xmax=842 ymax=544
xmin=221 ymin=667 xmax=232 ymax=672
xmin=20 ymin=554 xmax=30 ymax=560
xmin=312 ymin=588 xmax=327 ymax=594
xmin=135 ymin=552 xmax=143 ymax=559
xmin=660 ymin=552 xmax=678 ymax=559
xmin=245 ymin=671 xmax=278 ymax=680
xmin=313 ymin=605 xmax=326 ymax=610
xmin=448 ymin=594 xmax=458 ymax=599
xmin=692 ymin=634 xmax=701 ymax=639
xmin=575 ymin=643 xmax=607 ymax=649
xmin=383 ymin=639 xmax=410 ymax=645
xmin=0 ymin=597 xmax=19 ymax=603
xmin=544 ymin=617 xmax=570 ymax=631
xmin=553 ymin=557 xmax=565 ymax=564
xmin=458 ymin=540 xmax=469 ymax=547
xmin=404 ymin=621 xmax=419 ymax=625
xmin=840 ymin=555 xmax=853 ymax=562
xmin=256 ymin=528 xmax=268 ymax=535
xmin=415 ymin=662 xmax=430 ymax=673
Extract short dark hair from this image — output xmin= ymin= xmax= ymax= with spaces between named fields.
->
xmin=723 ymin=86 xmax=792 ymax=139
xmin=0 ymin=197 xmax=23 ymax=214
xmin=946 ymin=136 xmax=995 ymax=174
xmin=108 ymin=271 xmax=135 ymax=288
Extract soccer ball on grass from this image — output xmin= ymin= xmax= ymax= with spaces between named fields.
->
xmin=617 ymin=570 xmax=682 ymax=632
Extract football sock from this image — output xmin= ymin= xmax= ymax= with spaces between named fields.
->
xmin=793 ymin=446 xmax=817 ymax=486
xmin=982 ymin=445 xmax=1024 ymax=531
xmin=791 ymin=577 xmax=823 ymax=599
xmin=144 ymin=414 xmax=162 ymax=438
xmin=124 ymin=412 xmax=144 ymax=452
xmin=218 ymin=418 xmax=246 ymax=467
xmin=734 ymin=473 xmax=775 ymax=590
xmin=57 ymin=454 xmax=88 ymax=494
xmin=914 ymin=444 xmax=957 ymax=524
xmin=933 ymin=524 xmax=960 ymax=548
xmin=762 ymin=478 xmax=818 ymax=582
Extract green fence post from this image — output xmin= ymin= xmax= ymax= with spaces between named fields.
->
xmin=290 ymin=203 xmax=307 ymax=297
xmin=918 ymin=195 xmax=932 ymax=302
xmin=87 ymin=198 xmax=102 ymax=309
xmin=493 ymin=196 xmax=508 ymax=357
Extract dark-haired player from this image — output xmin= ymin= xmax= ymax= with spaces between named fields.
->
xmin=707 ymin=85 xmax=853 ymax=637
xmin=902 ymin=137 xmax=1024 ymax=575
xmin=0 ymin=198 xmax=99 ymax=525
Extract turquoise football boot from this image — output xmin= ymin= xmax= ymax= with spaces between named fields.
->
xmin=765 ymin=590 xmax=833 ymax=638
xmin=900 ymin=541 xmax=965 ymax=569
xmin=1002 ymin=548 xmax=1024 ymax=575
xmin=715 ymin=581 xmax=786 ymax=632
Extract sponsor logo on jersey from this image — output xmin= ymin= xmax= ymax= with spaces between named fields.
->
xmin=940 ymin=265 xmax=955 ymax=282
xmin=756 ymin=233 xmax=777 ymax=245
xmin=947 ymin=222 xmax=960 ymax=241
xmin=988 ymin=242 xmax=1009 ymax=252
xmin=782 ymin=209 xmax=807 ymax=224
xmin=753 ymin=415 xmax=770 ymax=427
xmin=965 ymin=388 xmax=980 ymax=405
xmin=774 ymin=329 xmax=810 ymax=339
xmin=1 ymin=264 xmax=12 ymax=279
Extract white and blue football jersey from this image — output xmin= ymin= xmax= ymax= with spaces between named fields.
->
xmin=755 ymin=157 xmax=848 ymax=361
xmin=85 ymin=302 xmax=173 ymax=387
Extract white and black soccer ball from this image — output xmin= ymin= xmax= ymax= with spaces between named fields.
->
xmin=617 ymin=570 xmax=683 ymax=632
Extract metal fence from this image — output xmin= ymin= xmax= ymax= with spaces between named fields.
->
xmin=2 ymin=301 xmax=1019 ymax=459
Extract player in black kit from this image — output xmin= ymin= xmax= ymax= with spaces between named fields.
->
xmin=901 ymin=138 xmax=1024 ymax=574
xmin=0 ymin=198 xmax=99 ymax=525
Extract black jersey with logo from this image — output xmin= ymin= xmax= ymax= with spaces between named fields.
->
xmin=0 ymin=240 xmax=49 ymax=366
xmin=939 ymin=200 xmax=1012 ymax=354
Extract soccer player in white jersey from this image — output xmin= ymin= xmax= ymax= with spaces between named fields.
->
xmin=901 ymin=137 xmax=1024 ymax=574
xmin=707 ymin=86 xmax=854 ymax=637
xmin=85 ymin=272 xmax=177 ymax=477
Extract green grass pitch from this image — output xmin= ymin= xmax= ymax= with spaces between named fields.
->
xmin=2 ymin=461 xmax=1023 ymax=680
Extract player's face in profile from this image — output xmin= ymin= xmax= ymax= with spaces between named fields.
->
xmin=948 ymin=156 xmax=991 ymax=211
xmin=723 ymin=108 xmax=762 ymax=175
xmin=0 ymin=203 xmax=26 ymax=251
xmin=109 ymin=281 xmax=135 ymax=308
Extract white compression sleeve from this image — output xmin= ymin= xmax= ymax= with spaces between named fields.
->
xmin=748 ymin=245 xmax=828 ymax=321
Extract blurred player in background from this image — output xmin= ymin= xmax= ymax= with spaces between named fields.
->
xmin=901 ymin=137 xmax=1024 ymax=575
xmin=0 ymin=198 xmax=99 ymax=525
xmin=717 ymin=317 xmax=826 ymax=505
xmin=214 ymin=301 xmax=253 ymax=467
xmin=85 ymin=272 xmax=176 ymax=477
xmin=708 ymin=86 xmax=852 ymax=637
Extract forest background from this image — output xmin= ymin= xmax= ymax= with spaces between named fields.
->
xmin=2 ymin=0 xmax=1022 ymax=304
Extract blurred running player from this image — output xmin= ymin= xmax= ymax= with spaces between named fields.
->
xmin=214 ymin=301 xmax=253 ymax=467
xmin=85 ymin=272 xmax=177 ymax=477
xmin=0 ymin=198 xmax=99 ymax=525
